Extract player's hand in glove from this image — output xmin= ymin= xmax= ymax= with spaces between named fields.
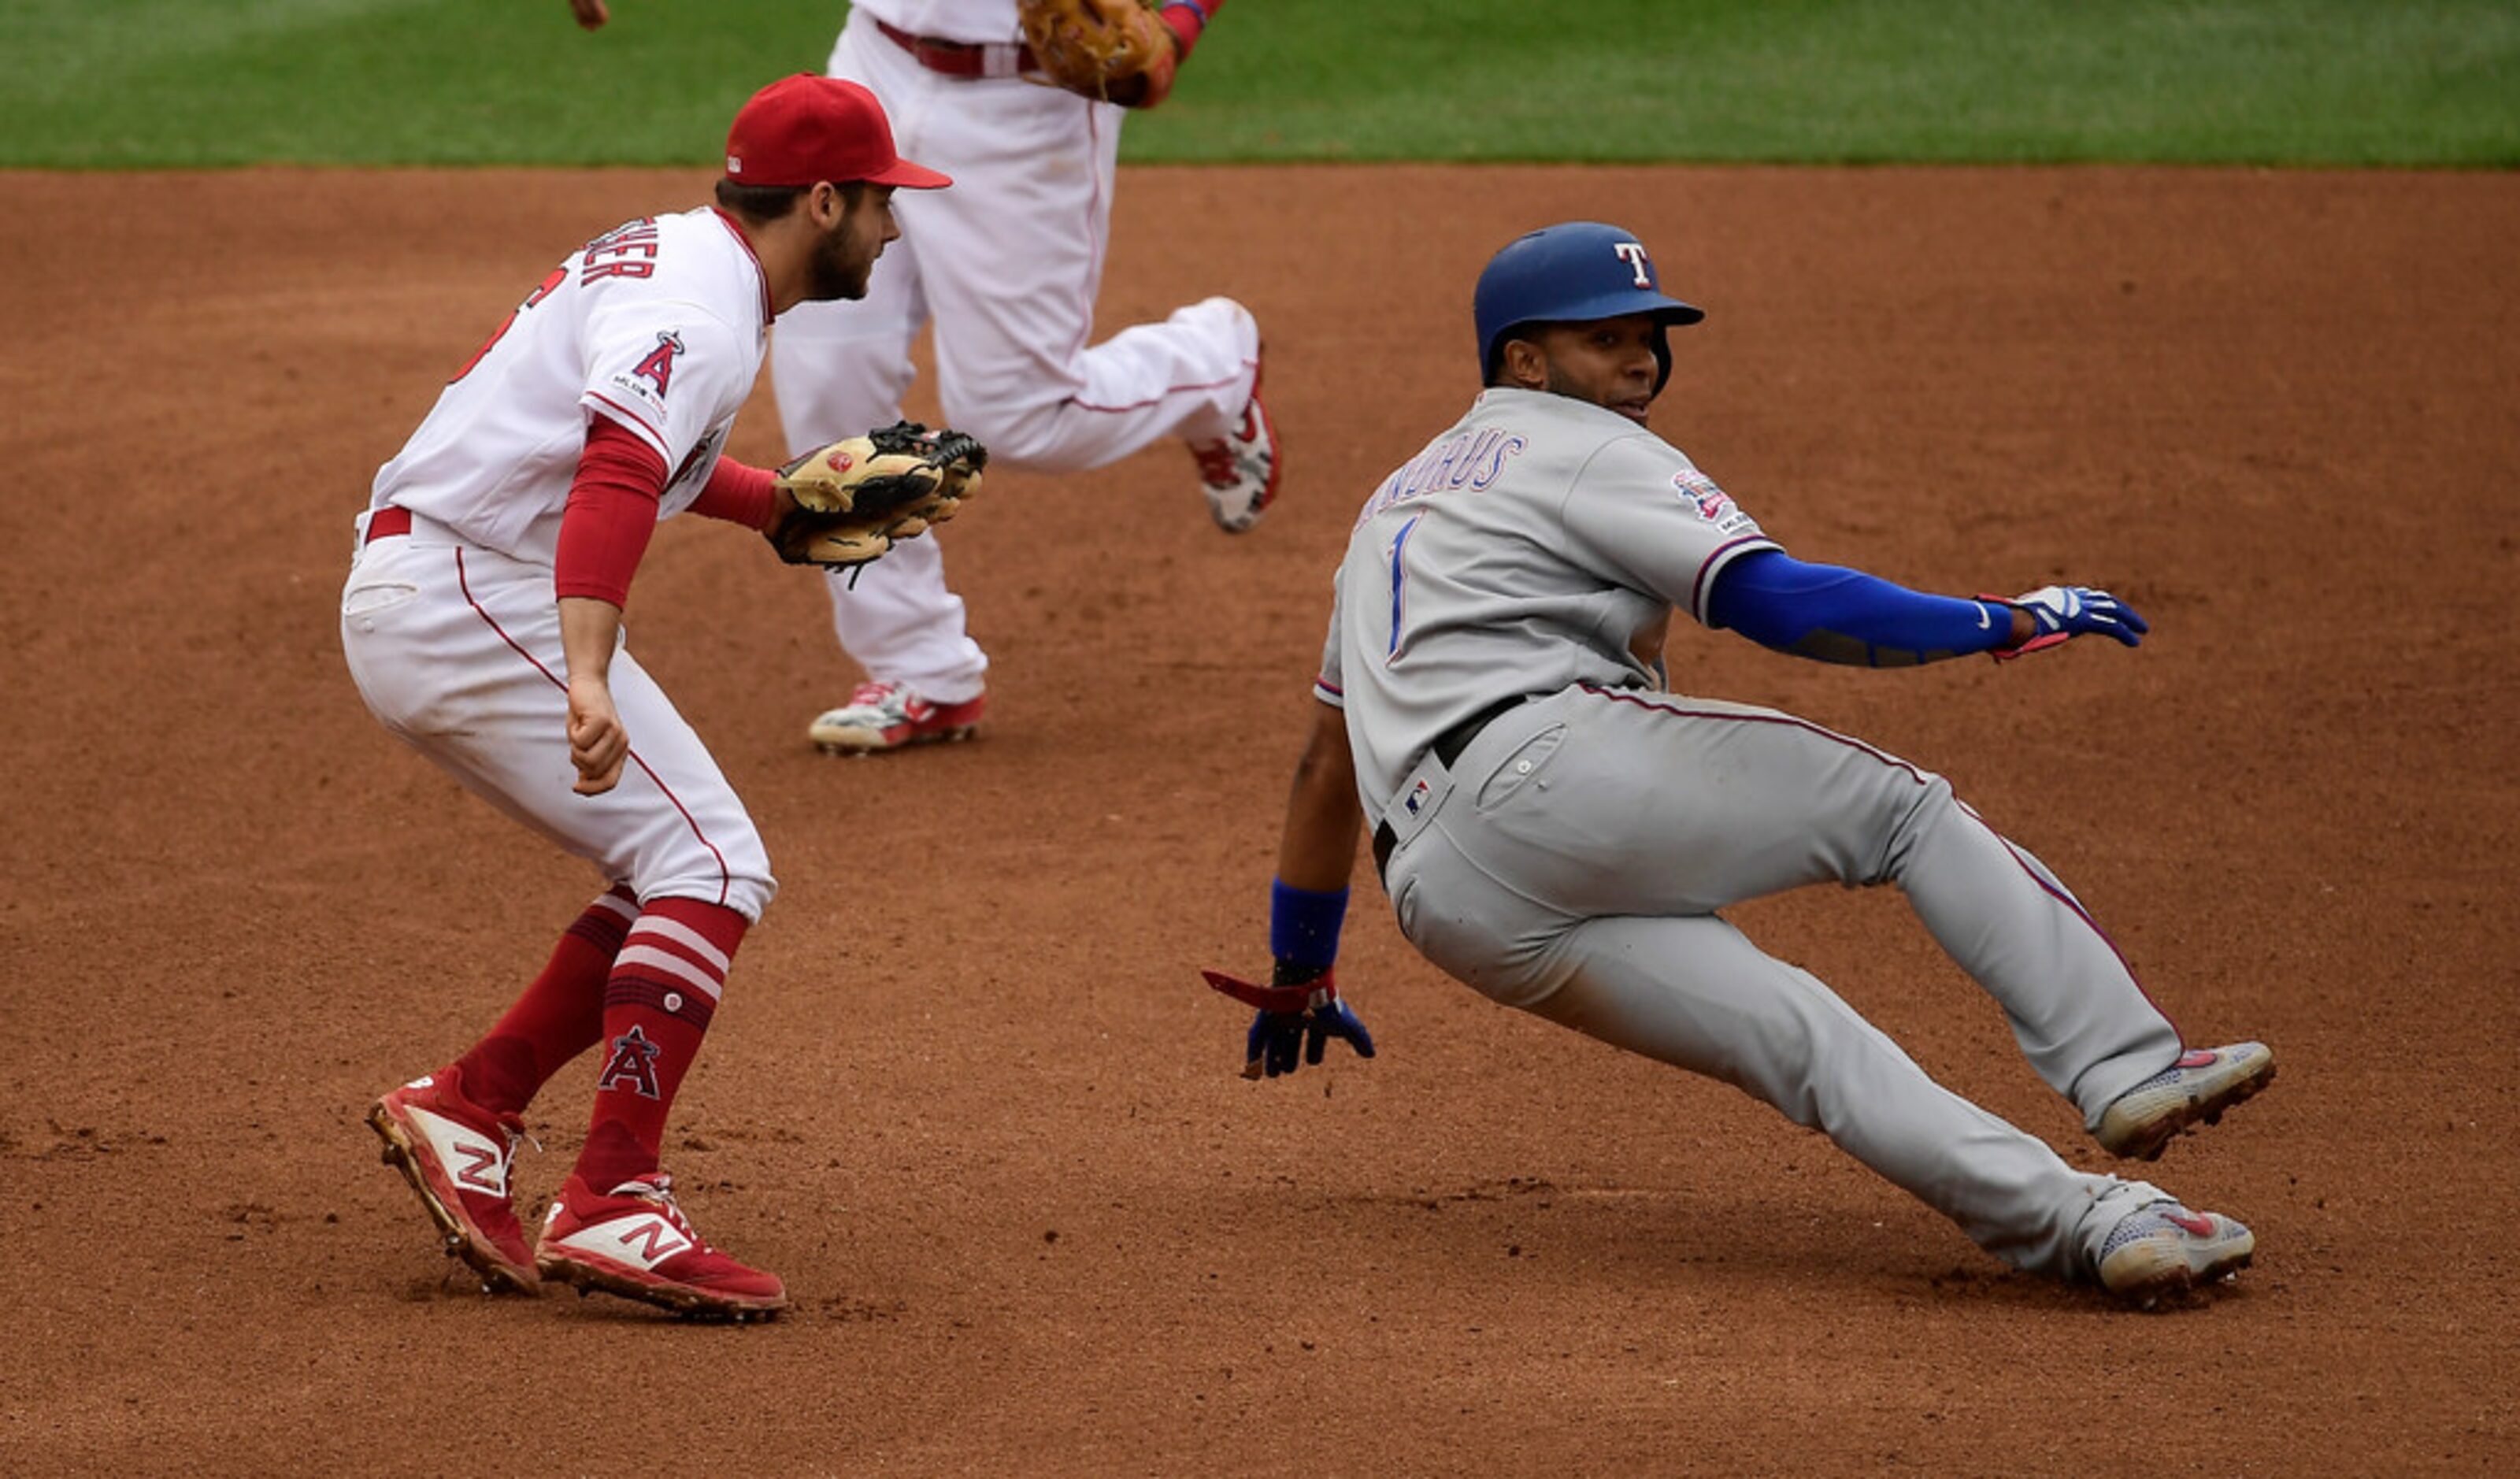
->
xmin=1201 ymin=966 xmax=1376 ymax=1080
xmin=763 ymin=420 xmax=986 ymax=570
xmin=1021 ymin=0 xmax=1197 ymax=109
xmin=1988 ymin=584 xmax=2149 ymax=660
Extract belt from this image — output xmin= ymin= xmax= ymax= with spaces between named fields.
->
xmin=1370 ymin=694 xmax=1532 ymax=878
xmin=362 ymin=506 xmax=413 ymax=545
xmin=875 ymin=19 xmax=1036 ymax=78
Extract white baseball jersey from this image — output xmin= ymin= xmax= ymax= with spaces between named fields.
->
xmin=371 ymin=206 xmax=771 ymax=565
xmin=1318 ymin=386 xmax=1778 ymax=811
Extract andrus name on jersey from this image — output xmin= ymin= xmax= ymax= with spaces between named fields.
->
xmin=1358 ymin=427 xmax=1526 ymax=527
xmin=579 ymin=217 xmax=663 ymax=284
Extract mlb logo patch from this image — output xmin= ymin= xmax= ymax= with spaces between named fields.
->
xmin=1403 ymin=778 xmax=1432 ymax=817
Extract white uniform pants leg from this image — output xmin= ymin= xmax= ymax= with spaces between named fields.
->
xmin=771 ymin=77 xmax=988 ymax=705
xmin=340 ymin=531 xmax=776 ymax=921
xmin=770 ymin=11 xmax=1258 ymax=702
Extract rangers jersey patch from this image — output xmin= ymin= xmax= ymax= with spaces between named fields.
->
xmin=1673 ymin=466 xmax=1757 ymax=536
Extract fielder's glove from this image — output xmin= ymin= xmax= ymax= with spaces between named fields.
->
xmin=764 ymin=421 xmax=986 ymax=570
xmin=1020 ymin=0 xmax=1182 ymax=107
xmin=1988 ymin=584 xmax=2149 ymax=660
xmin=1201 ymin=966 xmax=1376 ymax=1080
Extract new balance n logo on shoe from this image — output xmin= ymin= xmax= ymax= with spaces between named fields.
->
xmin=613 ymin=1217 xmax=692 ymax=1268
xmin=595 ymin=1025 xmax=664 ymax=1099
xmin=454 ymin=1140 xmax=505 ymax=1193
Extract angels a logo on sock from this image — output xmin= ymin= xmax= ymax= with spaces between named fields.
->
xmin=595 ymin=1025 xmax=664 ymax=1099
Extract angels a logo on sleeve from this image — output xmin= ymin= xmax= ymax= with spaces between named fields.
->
xmin=631 ymin=332 xmax=684 ymax=397
xmin=607 ymin=330 xmax=686 ymax=420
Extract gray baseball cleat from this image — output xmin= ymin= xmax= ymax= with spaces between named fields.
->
xmin=2096 ymin=1201 xmax=2255 ymax=1306
xmin=2096 ymin=1042 xmax=2276 ymax=1160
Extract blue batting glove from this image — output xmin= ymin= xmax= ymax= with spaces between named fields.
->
xmin=1995 ymin=585 xmax=2149 ymax=659
xmin=1203 ymin=967 xmax=1377 ymax=1080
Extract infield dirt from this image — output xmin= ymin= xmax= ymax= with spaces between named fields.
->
xmin=2 ymin=165 xmax=2513 ymax=1474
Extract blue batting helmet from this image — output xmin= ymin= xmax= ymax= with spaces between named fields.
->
xmin=1474 ymin=221 xmax=1703 ymax=392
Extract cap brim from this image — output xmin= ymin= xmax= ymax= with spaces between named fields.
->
xmin=865 ymin=158 xmax=952 ymax=190
xmin=1557 ymin=288 xmax=1703 ymax=327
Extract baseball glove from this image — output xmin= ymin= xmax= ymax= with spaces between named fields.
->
xmin=764 ymin=421 xmax=986 ymax=569
xmin=1020 ymin=0 xmax=1180 ymax=106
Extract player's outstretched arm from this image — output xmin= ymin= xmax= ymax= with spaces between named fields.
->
xmin=1708 ymin=550 xmax=2148 ymax=667
xmin=1203 ymin=698 xmax=1376 ymax=1079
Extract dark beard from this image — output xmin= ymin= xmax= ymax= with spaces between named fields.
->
xmin=804 ymin=224 xmax=872 ymax=302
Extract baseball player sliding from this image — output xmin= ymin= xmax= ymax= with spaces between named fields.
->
xmin=1207 ymin=222 xmax=2277 ymax=1306
xmin=344 ymin=76 xmax=981 ymax=1319
xmin=575 ymin=0 xmax=1275 ymax=754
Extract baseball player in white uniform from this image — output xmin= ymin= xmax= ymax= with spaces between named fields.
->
xmin=1206 ymin=222 xmax=2278 ymax=1305
xmin=578 ymin=0 xmax=1271 ymax=752
xmin=345 ymin=76 xmax=950 ymax=1319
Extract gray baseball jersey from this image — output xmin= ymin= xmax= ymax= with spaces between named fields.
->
xmin=1315 ymin=386 xmax=2188 ymax=1284
xmin=1317 ymin=386 xmax=1773 ymax=810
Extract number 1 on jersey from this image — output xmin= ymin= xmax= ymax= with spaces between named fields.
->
xmin=1385 ymin=514 xmax=1422 ymax=660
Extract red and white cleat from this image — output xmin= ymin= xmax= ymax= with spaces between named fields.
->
xmin=367 ymin=1064 xmax=540 ymax=1294
xmin=535 ymin=1172 xmax=788 ymax=1320
xmin=1190 ymin=357 xmax=1278 ymax=534
xmin=808 ymin=680 xmax=986 ymax=754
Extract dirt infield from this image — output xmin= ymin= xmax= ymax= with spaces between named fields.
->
xmin=2 ymin=163 xmax=2513 ymax=1474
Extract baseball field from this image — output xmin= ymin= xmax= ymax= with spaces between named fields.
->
xmin=5 ymin=2 xmax=2516 ymax=1473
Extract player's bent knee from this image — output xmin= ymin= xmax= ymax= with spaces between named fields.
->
xmin=636 ymin=874 xmax=775 ymax=925
xmin=633 ymin=854 xmax=776 ymax=926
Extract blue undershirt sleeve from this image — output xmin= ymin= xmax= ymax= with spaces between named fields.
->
xmin=1707 ymin=550 xmax=2009 ymax=667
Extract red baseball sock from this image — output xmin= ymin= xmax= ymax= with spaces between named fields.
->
xmin=454 ymin=884 xmax=638 ymax=1115
xmin=574 ymin=896 xmax=747 ymax=1191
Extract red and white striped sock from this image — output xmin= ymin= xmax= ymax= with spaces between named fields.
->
xmin=454 ymin=884 xmax=638 ymax=1115
xmin=575 ymin=896 xmax=747 ymax=1190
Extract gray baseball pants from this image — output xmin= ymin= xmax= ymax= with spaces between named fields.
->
xmin=1373 ymin=684 xmax=2180 ymax=1280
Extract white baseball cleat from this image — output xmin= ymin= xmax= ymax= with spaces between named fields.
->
xmin=535 ymin=1171 xmax=788 ymax=1320
xmin=1190 ymin=354 xmax=1278 ymax=533
xmin=2096 ymin=1201 xmax=2255 ymax=1305
xmin=2096 ymin=1042 xmax=2276 ymax=1160
xmin=808 ymin=680 xmax=985 ymax=754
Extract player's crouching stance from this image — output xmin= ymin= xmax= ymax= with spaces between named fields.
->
xmin=1206 ymin=222 xmax=2276 ymax=1308
xmin=344 ymin=77 xmax=975 ymax=1319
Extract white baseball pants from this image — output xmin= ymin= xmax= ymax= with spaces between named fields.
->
xmin=771 ymin=8 xmax=1261 ymax=702
xmin=340 ymin=512 xmax=776 ymax=922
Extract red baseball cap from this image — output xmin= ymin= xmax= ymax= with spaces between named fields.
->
xmin=724 ymin=75 xmax=951 ymax=191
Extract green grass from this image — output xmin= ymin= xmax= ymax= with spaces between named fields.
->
xmin=3 ymin=0 xmax=2515 ymax=167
